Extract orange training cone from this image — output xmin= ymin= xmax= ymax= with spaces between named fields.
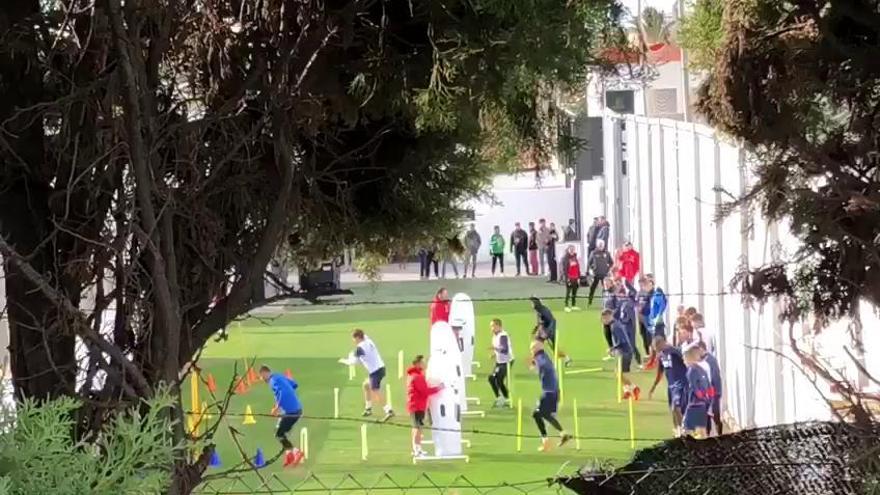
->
xmin=247 ymin=367 xmax=259 ymax=385
xmin=243 ymin=405 xmax=257 ymax=425
xmin=206 ymin=373 xmax=217 ymax=393
xmin=285 ymin=369 xmax=293 ymax=379
xmin=235 ymin=377 xmax=248 ymax=395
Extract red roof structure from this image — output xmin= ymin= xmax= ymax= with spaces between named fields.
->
xmin=601 ymin=42 xmax=682 ymax=65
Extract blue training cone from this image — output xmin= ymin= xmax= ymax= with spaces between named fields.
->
xmin=209 ymin=451 xmax=221 ymax=467
xmin=254 ymin=448 xmax=265 ymax=468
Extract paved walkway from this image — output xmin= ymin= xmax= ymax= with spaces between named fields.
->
xmin=339 ymin=261 xmax=553 ymax=284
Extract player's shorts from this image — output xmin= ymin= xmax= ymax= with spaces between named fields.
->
xmin=276 ymin=411 xmax=302 ymax=439
xmin=653 ymin=322 xmax=667 ymax=338
xmin=411 ymin=411 xmax=426 ymax=428
xmin=368 ymin=367 xmax=386 ymax=391
xmin=683 ymin=403 xmax=708 ymax=431
xmin=536 ymin=391 xmax=559 ymax=416
xmin=619 ymin=352 xmax=633 ymax=373
xmin=667 ymin=383 xmax=686 ymax=413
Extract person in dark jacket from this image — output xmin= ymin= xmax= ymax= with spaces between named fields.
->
xmin=596 ymin=216 xmax=610 ymax=247
xmin=528 ymin=222 xmax=539 ymax=275
xmin=510 ymin=222 xmax=529 ymax=276
xmin=546 ymin=222 xmax=559 ymax=282
xmin=586 ymin=217 xmax=599 ymax=258
xmin=406 ymin=355 xmax=443 ymax=457
xmin=529 ymin=340 xmax=572 ymax=451
xmin=462 ymin=224 xmax=481 ymax=278
xmin=615 ymin=280 xmax=642 ymax=365
xmin=587 ymin=240 xmax=613 ymax=305
xmin=601 ymin=277 xmax=618 ymax=360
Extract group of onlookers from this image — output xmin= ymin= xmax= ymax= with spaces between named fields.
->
xmin=416 ymin=216 xmax=612 ymax=282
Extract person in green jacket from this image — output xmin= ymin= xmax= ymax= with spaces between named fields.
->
xmin=490 ymin=225 xmax=505 ymax=276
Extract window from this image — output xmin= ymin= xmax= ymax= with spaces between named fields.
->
xmin=605 ymin=90 xmax=635 ymax=114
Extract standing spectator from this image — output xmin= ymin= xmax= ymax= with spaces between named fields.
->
xmin=691 ymin=313 xmax=715 ymax=354
xmin=528 ymin=222 xmax=539 ymax=275
xmin=596 ymin=216 xmax=610 ymax=248
xmin=427 ymin=244 xmax=439 ymax=279
xmin=637 ymin=277 xmax=655 ymax=368
xmin=439 ymin=237 xmax=460 ymax=279
xmin=418 ymin=247 xmax=430 ymax=280
xmin=489 ymin=225 xmax=505 ymax=276
xmin=616 ymin=241 xmax=640 ymax=284
xmin=560 ymin=245 xmax=582 ymax=312
xmin=585 ymin=217 xmax=599 ymax=258
xmin=699 ymin=342 xmax=723 ymax=436
xmin=546 ymin=222 xmax=559 ymax=283
xmin=586 ymin=240 xmax=613 ymax=305
xmin=429 ymin=287 xmax=450 ymax=325
xmin=536 ymin=219 xmax=549 ymax=275
xmin=510 ymin=222 xmax=529 ymax=276
xmin=563 ymin=218 xmax=578 ymax=242
xmin=463 ymin=224 xmax=481 ymax=278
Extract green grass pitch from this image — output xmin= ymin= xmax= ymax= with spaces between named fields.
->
xmin=196 ymin=278 xmax=672 ymax=493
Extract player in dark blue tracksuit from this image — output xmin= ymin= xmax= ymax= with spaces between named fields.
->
xmin=699 ymin=342 xmax=724 ymax=435
xmin=530 ymin=340 xmax=572 ymax=451
xmin=649 ymin=336 xmax=688 ymax=434
xmin=602 ymin=309 xmax=640 ymax=400
xmin=530 ymin=297 xmax=571 ymax=366
xmin=615 ymin=280 xmax=641 ymax=365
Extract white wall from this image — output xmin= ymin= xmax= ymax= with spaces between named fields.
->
xmin=464 ymin=173 xmax=574 ymax=263
xmin=605 ymin=113 xmax=880 ymax=429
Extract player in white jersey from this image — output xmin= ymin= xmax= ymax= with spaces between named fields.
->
xmin=488 ymin=318 xmax=514 ymax=408
xmin=341 ymin=329 xmax=394 ymax=421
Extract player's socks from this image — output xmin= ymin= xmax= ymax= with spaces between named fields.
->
xmin=538 ymin=438 xmax=551 ymax=452
xmin=362 ymin=407 xmax=373 ymax=417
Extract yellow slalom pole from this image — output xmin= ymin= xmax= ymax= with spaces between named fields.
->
xmin=628 ymin=397 xmax=636 ymax=449
xmin=397 ymin=350 xmax=404 ymax=379
xmin=573 ymin=398 xmax=581 ymax=450
xmin=300 ymin=428 xmax=310 ymax=459
xmin=506 ymin=361 xmax=513 ymax=402
xmin=360 ymin=424 xmax=369 ymax=461
xmin=190 ymin=370 xmax=201 ymax=435
xmin=616 ymin=356 xmax=623 ymax=404
xmin=516 ymin=398 xmax=523 ymax=452
xmin=333 ymin=387 xmax=340 ymax=419
xmin=385 ymin=383 xmax=393 ymax=410
xmin=558 ymin=358 xmax=565 ymax=409
xmin=348 ymin=364 xmax=356 ymax=380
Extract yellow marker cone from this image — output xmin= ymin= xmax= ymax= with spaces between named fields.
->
xmin=242 ymin=405 xmax=257 ymax=425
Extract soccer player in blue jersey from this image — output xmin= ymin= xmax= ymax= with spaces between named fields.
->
xmin=530 ymin=297 xmax=571 ymax=366
xmin=529 ymin=340 xmax=572 ymax=451
xmin=260 ymin=365 xmax=304 ymax=467
xmin=602 ymin=309 xmax=639 ymax=400
xmin=698 ymin=341 xmax=724 ymax=436
xmin=648 ymin=336 xmax=688 ymax=436
xmin=683 ymin=346 xmax=714 ymax=438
